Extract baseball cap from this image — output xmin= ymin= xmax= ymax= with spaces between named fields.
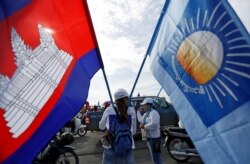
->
xmin=114 ymin=88 xmax=129 ymax=100
xmin=140 ymin=97 xmax=153 ymax=105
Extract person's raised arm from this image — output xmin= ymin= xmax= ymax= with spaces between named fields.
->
xmin=137 ymin=107 xmax=144 ymax=124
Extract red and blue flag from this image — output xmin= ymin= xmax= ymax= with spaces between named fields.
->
xmin=0 ymin=0 xmax=102 ymax=163
xmin=148 ymin=0 xmax=250 ymax=163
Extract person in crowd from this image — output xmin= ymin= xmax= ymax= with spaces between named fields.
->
xmin=137 ymin=97 xmax=163 ymax=164
xmin=99 ymin=89 xmax=136 ymax=164
xmin=92 ymin=105 xmax=98 ymax=112
xmin=81 ymin=101 xmax=90 ymax=114
xmin=103 ymin=101 xmax=111 ymax=110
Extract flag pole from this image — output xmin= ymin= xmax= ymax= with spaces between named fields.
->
xmin=102 ymin=69 xmax=114 ymax=106
xmin=153 ymin=87 xmax=163 ymax=102
xmin=129 ymin=3 xmax=167 ymax=99
xmin=129 ymin=53 xmax=148 ymax=99
xmin=84 ymin=1 xmax=114 ymax=106
xmin=156 ymin=87 xmax=163 ymax=97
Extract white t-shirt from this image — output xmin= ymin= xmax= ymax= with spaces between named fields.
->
xmin=137 ymin=109 xmax=161 ymax=138
xmin=99 ymin=105 xmax=137 ymax=149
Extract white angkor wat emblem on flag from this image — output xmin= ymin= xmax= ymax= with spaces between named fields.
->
xmin=0 ymin=25 xmax=73 ymax=138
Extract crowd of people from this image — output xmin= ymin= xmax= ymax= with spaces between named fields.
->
xmin=72 ymin=88 xmax=164 ymax=163
xmin=80 ymin=100 xmax=111 ymax=114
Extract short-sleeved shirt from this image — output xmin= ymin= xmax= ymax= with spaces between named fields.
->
xmin=137 ymin=108 xmax=161 ymax=138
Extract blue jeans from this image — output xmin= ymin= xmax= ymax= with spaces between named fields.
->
xmin=102 ymin=148 xmax=135 ymax=164
xmin=146 ymin=139 xmax=163 ymax=164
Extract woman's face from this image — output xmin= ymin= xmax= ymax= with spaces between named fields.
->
xmin=142 ymin=104 xmax=150 ymax=111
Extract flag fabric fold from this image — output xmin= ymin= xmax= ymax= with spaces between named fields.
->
xmin=0 ymin=0 xmax=102 ymax=163
xmin=148 ymin=0 xmax=250 ymax=163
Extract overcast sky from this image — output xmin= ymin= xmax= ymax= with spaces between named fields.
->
xmin=86 ymin=0 xmax=250 ymax=105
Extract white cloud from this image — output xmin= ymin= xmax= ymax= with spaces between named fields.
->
xmin=87 ymin=0 xmax=166 ymax=105
xmin=99 ymin=36 xmax=141 ymax=74
xmin=88 ymin=0 xmax=165 ymax=73
xmin=87 ymin=0 xmax=249 ymax=105
xmin=228 ymin=0 xmax=250 ymax=32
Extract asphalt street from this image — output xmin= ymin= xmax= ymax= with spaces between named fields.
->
xmin=71 ymin=131 xmax=203 ymax=164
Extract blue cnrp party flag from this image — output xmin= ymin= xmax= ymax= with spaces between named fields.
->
xmin=0 ymin=0 xmax=103 ymax=163
xmin=147 ymin=0 xmax=250 ymax=163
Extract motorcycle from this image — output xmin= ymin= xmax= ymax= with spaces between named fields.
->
xmin=33 ymin=132 xmax=79 ymax=164
xmin=163 ymin=127 xmax=199 ymax=162
xmin=61 ymin=115 xmax=87 ymax=137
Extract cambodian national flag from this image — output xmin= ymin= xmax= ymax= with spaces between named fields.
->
xmin=0 ymin=0 xmax=103 ymax=163
xmin=148 ymin=0 xmax=250 ymax=163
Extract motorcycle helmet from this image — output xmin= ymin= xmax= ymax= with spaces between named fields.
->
xmin=57 ymin=132 xmax=74 ymax=146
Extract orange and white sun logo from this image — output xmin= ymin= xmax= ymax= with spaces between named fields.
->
xmin=154 ymin=1 xmax=250 ymax=126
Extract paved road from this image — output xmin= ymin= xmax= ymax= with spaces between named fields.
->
xmin=71 ymin=131 xmax=203 ymax=164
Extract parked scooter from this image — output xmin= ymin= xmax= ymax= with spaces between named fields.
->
xmin=61 ymin=115 xmax=87 ymax=137
xmin=33 ymin=132 xmax=79 ymax=164
xmin=163 ymin=127 xmax=199 ymax=162
xmin=79 ymin=113 xmax=88 ymax=135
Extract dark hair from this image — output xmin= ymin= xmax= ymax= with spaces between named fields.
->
xmin=115 ymin=97 xmax=128 ymax=123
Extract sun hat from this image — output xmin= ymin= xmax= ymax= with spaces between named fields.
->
xmin=140 ymin=97 xmax=153 ymax=105
xmin=114 ymin=89 xmax=129 ymax=100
